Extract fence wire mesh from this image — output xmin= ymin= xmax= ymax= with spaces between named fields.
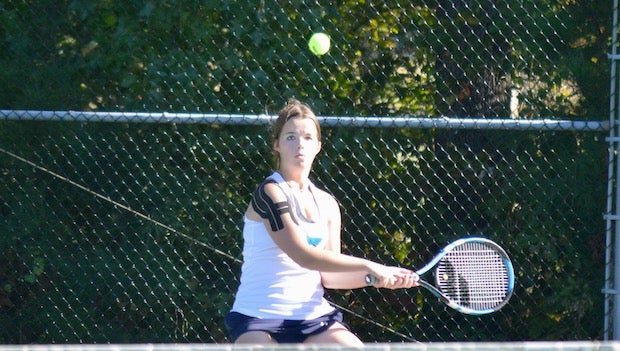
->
xmin=0 ymin=0 xmax=613 ymax=345
xmin=0 ymin=119 xmax=607 ymax=343
xmin=2 ymin=0 xmax=601 ymax=117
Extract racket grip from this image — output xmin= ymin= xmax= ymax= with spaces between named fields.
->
xmin=365 ymin=273 xmax=419 ymax=286
xmin=365 ymin=274 xmax=379 ymax=285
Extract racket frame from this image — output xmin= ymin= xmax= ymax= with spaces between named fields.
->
xmin=366 ymin=236 xmax=515 ymax=315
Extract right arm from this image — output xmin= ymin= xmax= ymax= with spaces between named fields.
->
xmin=248 ymin=181 xmax=412 ymax=287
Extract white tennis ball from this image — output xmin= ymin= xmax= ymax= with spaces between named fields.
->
xmin=308 ymin=32 xmax=331 ymax=56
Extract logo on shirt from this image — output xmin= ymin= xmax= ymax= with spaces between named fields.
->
xmin=307 ymin=236 xmax=322 ymax=247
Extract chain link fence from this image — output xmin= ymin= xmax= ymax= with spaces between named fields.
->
xmin=0 ymin=0 xmax=612 ymax=344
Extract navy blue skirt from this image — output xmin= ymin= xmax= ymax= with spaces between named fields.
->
xmin=225 ymin=309 xmax=347 ymax=343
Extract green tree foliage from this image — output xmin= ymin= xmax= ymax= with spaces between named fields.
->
xmin=0 ymin=0 xmax=611 ymax=343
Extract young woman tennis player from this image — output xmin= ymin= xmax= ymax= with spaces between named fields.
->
xmin=225 ymin=99 xmax=418 ymax=345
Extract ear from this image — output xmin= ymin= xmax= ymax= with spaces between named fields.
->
xmin=273 ymin=139 xmax=280 ymax=152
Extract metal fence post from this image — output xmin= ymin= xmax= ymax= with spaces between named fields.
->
xmin=605 ymin=0 xmax=620 ymax=340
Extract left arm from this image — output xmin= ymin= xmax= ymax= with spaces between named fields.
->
xmin=322 ymin=271 xmax=370 ymax=289
xmin=318 ymin=190 xmax=417 ymax=290
xmin=318 ymin=192 xmax=379 ymax=289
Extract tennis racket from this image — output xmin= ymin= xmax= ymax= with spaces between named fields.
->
xmin=366 ymin=237 xmax=515 ymax=315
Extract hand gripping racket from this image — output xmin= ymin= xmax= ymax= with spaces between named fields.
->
xmin=366 ymin=237 xmax=515 ymax=315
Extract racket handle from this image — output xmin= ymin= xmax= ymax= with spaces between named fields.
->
xmin=365 ymin=274 xmax=379 ymax=285
xmin=365 ymin=273 xmax=419 ymax=286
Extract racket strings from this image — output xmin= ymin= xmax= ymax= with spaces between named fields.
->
xmin=436 ymin=242 xmax=510 ymax=311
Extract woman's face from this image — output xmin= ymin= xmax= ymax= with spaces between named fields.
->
xmin=273 ymin=117 xmax=322 ymax=170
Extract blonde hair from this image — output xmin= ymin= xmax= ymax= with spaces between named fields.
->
xmin=271 ymin=98 xmax=322 ymax=168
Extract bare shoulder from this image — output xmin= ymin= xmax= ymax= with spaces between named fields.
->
xmin=313 ymin=187 xmax=340 ymax=213
xmin=260 ymin=180 xmax=286 ymax=199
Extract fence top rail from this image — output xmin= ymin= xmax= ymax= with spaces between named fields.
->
xmin=0 ymin=110 xmax=609 ymax=131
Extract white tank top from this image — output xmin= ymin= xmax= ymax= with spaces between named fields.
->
xmin=230 ymin=172 xmax=335 ymax=319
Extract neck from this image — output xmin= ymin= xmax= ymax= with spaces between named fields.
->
xmin=276 ymin=169 xmax=309 ymax=190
